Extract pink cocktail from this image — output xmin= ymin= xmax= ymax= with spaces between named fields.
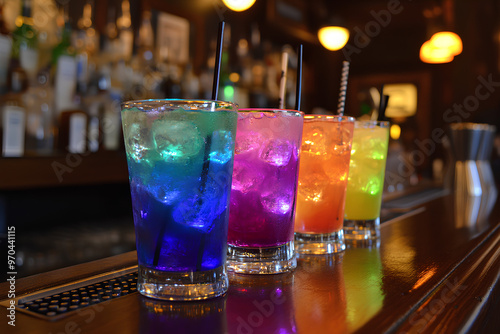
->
xmin=227 ymin=109 xmax=304 ymax=274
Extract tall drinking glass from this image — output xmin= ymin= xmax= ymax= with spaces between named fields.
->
xmin=227 ymin=109 xmax=304 ymax=274
xmin=344 ymin=120 xmax=390 ymax=240
xmin=121 ymin=100 xmax=238 ymax=300
xmin=295 ymin=115 xmax=355 ymax=254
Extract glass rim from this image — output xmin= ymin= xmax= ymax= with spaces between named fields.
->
xmin=355 ymin=120 xmax=390 ymax=128
xmin=304 ymin=114 xmax=355 ymax=123
xmin=121 ymin=99 xmax=238 ymax=111
xmin=238 ymin=108 xmax=304 ymax=117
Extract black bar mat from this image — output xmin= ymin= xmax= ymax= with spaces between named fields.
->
xmin=1 ymin=267 xmax=138 ymax=321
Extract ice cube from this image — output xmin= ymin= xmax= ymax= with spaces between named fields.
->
xmin=122 ymin=108 xmax=147 ymax=127
xmin=148 ymin=164 xmax=199 ymax=205
xmin=235 ymin=131 xmax=264 ymax=155
xmin=301 ymin=127 xmax=327 ymax=156
xmin=209 ymin=130 xmax=234 ymax=164
xmin=329 ymin=126 xmax=353 ymax=156
xmin=368 ymin=138 xmax=388 ymax=160
xmin=259 ymin=171 xmax=295 ymax=215
xmin=149 ymin=184 xmax=181 ymax=205
xmin=172 ymin=178 xmax=228 ymax=233
xmin=363 ymin=177 xmax=382 ymax=196
xmin=331 ymin=142 xmax=352 ymax=157
xmin=157 ymin=235 xmax=185 ymax=269
xmin=126 ymin=123 xmax=152 ymax=163
xmin=231 ymin=160 xmax=263 ymax=193
xmin=298 ymin=172 xmax=328 ymax=202
xmin=365 ymin=156 xmax=386 ymax=172
xmin=260 ymin=138 xmax=292 ymax=166
xmin=260 ymin=190 xmax=294 ymax=215
xmin=153 ymin=119 xmax=204 ymax=162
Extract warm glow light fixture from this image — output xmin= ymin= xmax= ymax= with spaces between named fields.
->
xmin=420 ymin=1 xmax=463 ymax=63
xmin=318 ymin=26 xmax=350 ymax=51
xmin=429 ymin=31 xmax=462 ymax=55
xmin=390 ymin=124 xmax=401 ymax=140
xmin=420 ymin=40 xmax=454 ymax=64
xmin=383 ymin=84 xmax=418 ymax=118
xmin=222 ymin=0 xmax=256 ymax=12
xmin=420 ymin=31 xmax=462 ymax=64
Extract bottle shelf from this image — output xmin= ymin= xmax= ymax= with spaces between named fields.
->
xmin=0 ymin=150 xmax=129 ymax=190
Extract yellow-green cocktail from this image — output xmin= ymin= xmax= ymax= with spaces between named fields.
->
xmin=344 ymin=121 xmax=389 ymax=240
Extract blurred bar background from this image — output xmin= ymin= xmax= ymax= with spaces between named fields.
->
xmin=0 ymin=0 xmax=499 ymax=277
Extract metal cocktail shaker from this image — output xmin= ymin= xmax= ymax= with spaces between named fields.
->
xmin=448 ymin=123 xmax=483 ymax=227
xmin=447 ymin=123 xmax=498 ymax=226
xmin=476 ymin=124 xmax=497 ymax=221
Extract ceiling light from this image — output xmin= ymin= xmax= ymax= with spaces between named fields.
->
xmin=429 ymin=31 xmax=462 ymax=55
xmin=222 ymin=0 xmax=256 ymax=12
xmin=420 ymin=40 xmax=454 ymax=64
xmin=318 ymin=26 xmax=349 ymax=51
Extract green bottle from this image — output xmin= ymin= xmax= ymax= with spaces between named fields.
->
xmin=52 ymin=11 xmax=75 ymax=66
xmin=12 ymin=0 xmax=38 ymax=79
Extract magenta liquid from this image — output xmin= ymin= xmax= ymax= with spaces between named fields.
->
xmin=228 ymin=110 xmax=303 ymax=248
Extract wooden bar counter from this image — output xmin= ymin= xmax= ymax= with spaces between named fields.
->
xmin=1 ymin=189 xmax=499 ymax=334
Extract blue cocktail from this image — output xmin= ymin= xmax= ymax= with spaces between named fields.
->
xmin=121 ymin=100 xmax=238 ymax=300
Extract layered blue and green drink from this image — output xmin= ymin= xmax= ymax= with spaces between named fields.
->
xmin=121 ymin=100 xmax=238 ymax=301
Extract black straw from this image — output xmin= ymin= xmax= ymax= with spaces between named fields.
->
xmin=193 ymin=20 xmax=226 ymax=271
xmin=378 ymin=85 xmax=385 ymax=114
xmin=378 ymin=95 xmax=389 ymax=122
xmin=212 ymin=21 xmax=225 ymax=100
xmin=377 ymin=84 xmax=388 ymax=121
xmin=295 ymin=44 xmax=303 ymax=110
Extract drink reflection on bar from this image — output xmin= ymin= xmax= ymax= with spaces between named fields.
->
xmin=226 ymin=273 xmax=297 ymax=334
xmin=343 ymin=245 xmax=384 ymax=332
xmin=294 ymin=254 xmax=348 ymax=332
xmin=139 ymin=295 xmax=227 ymax=334
xmin=0 ymin=0 xmax=499 ymax=333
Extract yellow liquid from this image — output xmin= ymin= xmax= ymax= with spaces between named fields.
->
xmin=344 ymin=125 xmax=389 ymax=220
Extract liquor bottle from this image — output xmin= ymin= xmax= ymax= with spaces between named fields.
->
xmin=180 ymin=63 xmax=200 ymax=99
xmin=232 ymin=37 xmax=251 ymax=108
xmin=102 ymin=5 xmax=119 ymax=60
xmin=12 ymin=0 xmax=38 ymax=84
xmin=102 ymin=89 xmax=122 ymax=150
xmin=52 ymin=7 xmax=75 ymax=63
xmin=163 ymin=64 xmax=182 ymax=98
xmin=0 ymin=2 xmax=12 ymax=94
xmin=24 ymin=69 xmax=54 ymax=155
xmin=248 ymin=24 xmax=268 ymax=108
xmin=85 ymin=64 xmax=116 ymax=153
xmin=136 ymin=10 xmax=155 ymax=68
xmin=76 ymin=0 xmax=99 ymax=56
xmin=74 ymin=0 xmax=99 ymax=95
xmin=116 ymin=0 xmax=133 ymax=61
xmin=86 ymin=100 xmax=100 ymax=152
xmin=57 ymin=107 xmax=87 ymax=154
xmin=1 ymin=66 xmax=27 ymax=157
xmin=52 ymin=8 xmax=77 ymax=117
xmin=57 ymin=81 xmax=87 ymax=154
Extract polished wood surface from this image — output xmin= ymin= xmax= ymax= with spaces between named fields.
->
xmin=1 ymin=191 xmax=499 ymax=333
xmin=0 ymin=151 xmax=128 ymax=190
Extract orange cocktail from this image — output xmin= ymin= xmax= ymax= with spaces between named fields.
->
xmin=294 ymin=115 xmax=354 ymax=254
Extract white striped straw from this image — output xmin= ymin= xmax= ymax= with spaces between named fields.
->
xmin=337 ymin=61 xmax=350 ymax=116
xmin=278 ymin=51 xmax=289 ymax=109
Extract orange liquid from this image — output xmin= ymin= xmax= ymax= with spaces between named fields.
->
xmin=295 ymin=119 xmax=353 ymax=234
